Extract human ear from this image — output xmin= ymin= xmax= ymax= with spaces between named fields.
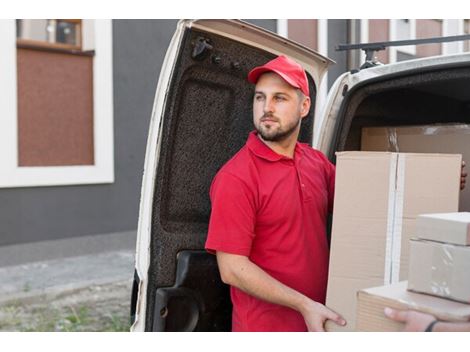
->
xmin=300 ymin=96 xmax=311 ymax=118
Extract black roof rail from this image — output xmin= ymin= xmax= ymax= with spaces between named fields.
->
xmin=336 ymin=34 xmax=470 ymax=70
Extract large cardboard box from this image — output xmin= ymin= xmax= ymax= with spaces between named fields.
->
xmin=415 ymin=212 xmax=470 ymax=245
xmin=356 ymin=281 xmax=470 ymax=331
xmin=408 ymin=239 xmax=470 ymax=303
xmin=361 ymin=124 xmax=470 ymax=211
xmin=326 ymin=152 xmax=461 ymax=331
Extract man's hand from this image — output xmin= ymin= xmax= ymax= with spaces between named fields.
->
xmin=300 ymin=300 xmax=346 ymax=332
xmin=384 ymin=307 xmax=436 ymax=331
xmin=461 ymin=161 xmax=467 ymax=190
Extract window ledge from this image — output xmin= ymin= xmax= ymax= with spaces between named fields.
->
xmin=16 ymin=39 xmax=95 ymax=57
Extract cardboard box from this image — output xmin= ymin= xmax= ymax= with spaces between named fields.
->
xmin=408 ymin=239 xmax=470 ymax=303
xmin=356 ymin=281 xmax=470 ymax=332
xmin=415 ymin=212 xmax=470 ymax=245
xmin=361 ymin=124 xmax=470 ymax=212
xmin=325 ymin=152 xmax=461 ymax=331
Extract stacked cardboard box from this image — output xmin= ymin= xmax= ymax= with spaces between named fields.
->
xmin=325 ymin=151 xmax=461 ymax=331
xmin=356 ymin=212 xmax=470 ymax=331
xmin=408 ymin=213 xmax=470 ymax=303
xmin=361 ymin=123 xmax=470 ymax=212
xmin=356 ymin=281 xmax=470 ymax=331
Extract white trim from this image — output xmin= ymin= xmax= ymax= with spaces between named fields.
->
xmin=389 ymin=19 xmax=416 ymax=63
xmin=314 ymin=19 xmax=328 ymax=144
xmin=442 ymin=19 xmax=449 ymax=55
xmin=82 ymin=19 xmax=95 ymax=51
xmin=0 ymin=20 xmax=19 ymax=175
xmin=458 ymin=19 xmax=465 ymax=52
xmin=276 ymin=19 xmax=288 ymax=38
xmin=0 ymin=19 xmax=114 ymax=188
xmin=443 ymin=19 xmax=465 ymax=55
xmin=359 ymin=19 xmax=369 ymax=66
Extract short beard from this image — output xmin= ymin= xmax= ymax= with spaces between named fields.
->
xmin=256 ymin=116 xmax=300 ymax=142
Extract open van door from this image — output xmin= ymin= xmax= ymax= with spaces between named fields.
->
xmin=130 ymin=19 xmax=334 ymax=332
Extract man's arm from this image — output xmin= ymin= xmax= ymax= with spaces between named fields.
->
xmin=216 ymin=251 xmax=346 ymax=332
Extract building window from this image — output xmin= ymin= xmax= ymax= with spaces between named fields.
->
xmin=0 ymin=19 xmax=114 ymax=188
xmin=16 ymin=19 xmax=83 ymax=51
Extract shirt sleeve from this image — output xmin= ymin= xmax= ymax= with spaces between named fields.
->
xmin=205 ymin=171 xmax=257 ymax=257
xmin=326 ymin=160 xmax=336 ymax=214
xmin=316 ymin=151 xmax=336 ymax=214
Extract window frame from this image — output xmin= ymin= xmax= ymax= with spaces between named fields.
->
xmin=0 ymin=19 xmax=114 ymax=188
xmin=16 ymin=19 xmax=84 ymax=51
xmin=442 ymin=19 xmax=465 ymax=55
xmin=389 ymin=19 xmax=417 ymax=63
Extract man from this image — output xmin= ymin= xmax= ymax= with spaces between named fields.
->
xmin=204 ymin=55 xmax=468 ymax=332
xmin=205 ymin=55 xmax=345 ymax=332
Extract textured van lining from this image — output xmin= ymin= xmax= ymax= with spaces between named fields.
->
xmin=146 ymin=28 xmax=317 ymax=329
xmin=335 ymin=67 xmax=470 ymax=152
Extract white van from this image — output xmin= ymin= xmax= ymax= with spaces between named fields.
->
xmin=130 ymin=19 xmax=470 ymax=331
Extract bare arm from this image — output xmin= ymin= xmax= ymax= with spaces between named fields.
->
xmin=216 ymin=251 xmax=346 ymax=331
xmin=433 ymin=321 xmax=470 ymax=332
xmin=384 ymin=308 xmax=470 ymax=332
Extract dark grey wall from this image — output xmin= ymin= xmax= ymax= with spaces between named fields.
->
xmin=0 ymin=19 xmax=276 ymax=247
xmin=327 ymin=19 xmax=349 ymax=90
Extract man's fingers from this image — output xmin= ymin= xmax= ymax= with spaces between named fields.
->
xmin=324 ymin=307 xmax=346 ymax=326
xmin=314 ymin=323 xmax=325 ymax=332
xmin=384 ymin=307 xmax=409 ymax=322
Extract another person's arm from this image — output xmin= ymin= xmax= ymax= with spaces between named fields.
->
xmin=461 ymin=160 xmax=467 ymax=190
xmin=384 ymin=307 xmax=470 ymax=332
xmin=217 ymin=251 xmax=346 ymax=332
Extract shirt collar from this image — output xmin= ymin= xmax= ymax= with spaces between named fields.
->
xmin=246 ymin=130 xmax=306 ymax=162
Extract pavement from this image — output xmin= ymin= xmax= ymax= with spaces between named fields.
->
xmin=0 ymin=249 xmax=135 ymax=305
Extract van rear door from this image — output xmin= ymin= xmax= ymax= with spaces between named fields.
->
xmin=131 ymin=19 xmax=334 ymax=332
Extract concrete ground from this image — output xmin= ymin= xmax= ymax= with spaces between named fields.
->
xmin=0 ymin=250 xmax=135 ymax=332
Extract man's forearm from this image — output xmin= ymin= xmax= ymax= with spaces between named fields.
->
xmin=216 ymin=251 xmax=345 ymax=331
xmin=216 ymin=252 xmax=311 ymax=314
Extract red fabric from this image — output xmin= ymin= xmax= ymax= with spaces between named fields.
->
xmin=205 ymin=131 xmax=335 ymax=332
xmin=247 ymin=55 xmax=310 ymax=96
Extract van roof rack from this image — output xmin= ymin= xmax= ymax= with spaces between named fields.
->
xmin=336 ymin=34 xmax=470 ymax=70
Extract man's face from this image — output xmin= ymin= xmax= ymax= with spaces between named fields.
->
xmin=253 ymin=72 xmax=310 ymax=142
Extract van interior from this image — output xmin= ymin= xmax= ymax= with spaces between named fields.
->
xmin=336 ymin=65 xmax=470 ymax=152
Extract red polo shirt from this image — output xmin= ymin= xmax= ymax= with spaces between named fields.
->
xmin=205 ymin=131 xmax=335 ymax=332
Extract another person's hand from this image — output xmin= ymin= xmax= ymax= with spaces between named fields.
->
xmin=384 ymin=307 xmax=436 ymax=331
xmin=461 ymin=160 xmax=467 ymax=190
xmin=301 ymin=300 xmax=346 ymax=332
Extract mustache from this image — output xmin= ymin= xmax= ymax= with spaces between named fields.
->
xmin=260 ymin=113 xmax=279 ymax=121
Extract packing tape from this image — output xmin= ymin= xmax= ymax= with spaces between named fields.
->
xmin=384 ymin=153 xmax=405 ymax=285
xmin=392 ymin=154 xmax=405 ymax=283
xmin=430 ymin=243 xmax=454 ymax=297
xmin=387 ymin=128 xmax=399 ymax=152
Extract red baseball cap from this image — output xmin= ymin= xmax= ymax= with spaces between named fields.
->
xmin=247 ymin=55 xmax=310 ymax=96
